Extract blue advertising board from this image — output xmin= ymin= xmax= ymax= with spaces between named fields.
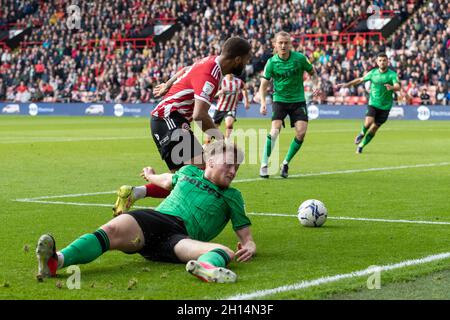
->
xmin=1 ymin=102 xmax=449 ymax=121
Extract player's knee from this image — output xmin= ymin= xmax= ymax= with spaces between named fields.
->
xmin=270 ymin=128 xmax=280 ymax=138
xmin=101 ymin=222 xmax=119 ymax=241
xmin=296 ymin=132 xmax=306 ymax=141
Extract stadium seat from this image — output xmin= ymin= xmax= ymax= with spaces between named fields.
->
xmin=343 ymin=96 xmax=352 ymax=105
xmin=335 ymin=96 xmax=344 ymax=105
xmin=358 ymin=96 xmax=368 ymax=105
xmin=349 ymin=96 xmax=359 ymax=105
xmin=411 ymin=97 xmax=422 ymax=105
xmin=327 ymin=96 xmax=336 ymax=105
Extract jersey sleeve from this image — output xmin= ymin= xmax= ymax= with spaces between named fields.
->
xmin=262 ymin=59 xmax=273 ymax=80
xmin=363 ymin=70 xmax=373 ymax=82
xmin=301 ymin=54 xmax=313 ymax=73
xmin=192 ymin=73 xmax=220 ymax=106
xmin=227 ymin=189 xmax=252 ymax=231
xmin=391 ymin=72 xmax=399 ymax=84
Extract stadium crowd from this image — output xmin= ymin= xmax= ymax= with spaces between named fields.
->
xmin=0 ymin=0 xmax=449 ymax=105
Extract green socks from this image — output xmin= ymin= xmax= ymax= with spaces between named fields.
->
xmin=359 ymin=132 xmax=375 ymax=148
xmin=284 ymin=137 xmax=303 ymax=164
xmin=60 ymin=229 xmax=110 ymax=268
xmin=262 ymin=134 xmax=275 ymax=166
xmin=361 ymin=125 xmax=369 ymax=136
xmin=262 ymin=135 xmax=304 ymax=166
xmin=198 ymin=248 xmax=231 ymax=268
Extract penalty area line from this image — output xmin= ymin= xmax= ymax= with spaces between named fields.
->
xmin=12 ymin=198 xmax=450 ymax=226
xmin=233 ymin=162 xmax=450 ymax=183
xmin=225 ymin=251 xmax=450 ymax=300
xmin=248 ymin=212 xmax=450 ymax=226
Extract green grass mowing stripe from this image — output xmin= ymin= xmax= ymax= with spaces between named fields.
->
xmin=12 ymin=161 xmax=450 ymax=200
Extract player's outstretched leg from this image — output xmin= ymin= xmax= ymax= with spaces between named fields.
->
xmin=186 ymin=260 xmax=237 ymax=283
xmin=112 ymin=184 xmax=170 ymax=216
xmin=280 ymin=137 xmax=303 ymax=178
xmin=36 ymin=234 xmax=58 ymax=280
xmin=356 ymin=132 xmax=375 ymax=153
xmin=354 ymin=124 xmax=369 ymax=145
xmin=113 ymin=185 xmax=137 ymax=216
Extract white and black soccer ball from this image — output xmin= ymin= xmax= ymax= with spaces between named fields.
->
xmin=298 ymin=199 xmax=328 ymax=227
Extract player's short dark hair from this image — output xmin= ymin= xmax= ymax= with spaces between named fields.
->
xmin=221 ymin=37 xmax=251 ymax=59
xmin=377 ymin=52 xmax=388 ymax=59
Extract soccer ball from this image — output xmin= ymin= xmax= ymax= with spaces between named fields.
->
xmin=298 ymin=199 xmax=328 ymax=227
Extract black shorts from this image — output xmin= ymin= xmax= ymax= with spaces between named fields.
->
xmin=366 ymin=105 xmax=390 ymax=126
xmin=213 ymin=110 xmax=236 ymax=125
xmin=126 ymin=209 xmax=189 ymax=263
xmin=150 ymin=111 xmax=203 ymax=171
xmin=272 ymin=101 xmax=308 ymax=127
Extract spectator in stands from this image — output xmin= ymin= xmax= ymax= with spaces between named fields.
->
xmin=419 ymin=88 xmax=431 ymax=105
xmin=407 ymin=83 xmax=419 ymax=98
xmin=15 ymin=81 xmax=31 ymax=102
xmin=0 ymin=0 xmax=447 ymax=105
xmin=0 ymin=78 xmax=6 ymax=101
xmin=435 ymin=83 xmax=447 ymax=106
xmin=397 ymin=89 xmax=410 ymax=106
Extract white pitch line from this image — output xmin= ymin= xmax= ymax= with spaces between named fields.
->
xmin=247 ymin=212 xmax=450 ymax=226
xmin=12 ymin=162 xmax=450 ymax=202
xmin=15 ymin=191 xmax=116 ymax=201
xmin=12 ymin=198 xmax=450 ymax=226
xmin=0 ymin=136 xmax=149 ymax=144
xmin=233 ymin=162 xmax=450 ymax=183
xmin=225 ymin=251 xmax=450 ymax=300
xmin=14 ymin=199 xmax=150 ymax=209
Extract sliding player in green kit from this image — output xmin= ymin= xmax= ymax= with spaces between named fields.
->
xmin=259 ymin=31 xmax=321 ymax=178
xmin=35 ymin=141 xmax=256 ymax=284
xmin=336 ymin=53 xmax=400 ymax=153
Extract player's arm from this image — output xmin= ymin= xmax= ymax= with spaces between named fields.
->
xmin=385 ymin=75 xmax=401 ymax=92
xmin=242 ymin=84 xmax=250 ymax=109
xmin=307 ymin=67 xmax=321 ymax=96
xmin=214 ymin=89 xmax=223 ymax=99
xmin=192 ymin=99 xmax=224 ymax=140
xmin=141 ymin=167 xmax=174 ymax=190
xmin=336 ymin=77 xmax=365 ymax=89
xmin=234 ymin=226 xmax=256 ymax=262
xmin=153 ymin=66 xmax=192 ymax=97
xmin=259 ymin=77 xmax=270 ymax=115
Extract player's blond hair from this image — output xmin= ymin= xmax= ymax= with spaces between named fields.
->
xmin=203 ymin=140 xmax=245 ymax=165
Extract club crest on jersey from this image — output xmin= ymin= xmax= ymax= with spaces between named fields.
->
xmin=202 ymin=81 xmax=215 ymax=96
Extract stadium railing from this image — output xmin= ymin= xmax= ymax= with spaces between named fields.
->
xmin=293 ymin=32 xmax=384 ymax=46
xmin=18 ymin=37 xmax=156 ymax=50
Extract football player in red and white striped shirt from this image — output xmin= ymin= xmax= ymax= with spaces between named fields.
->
xmin=211 ymin=74 xmax=250 ymax=140
xmin=112 ymin=37 xmax=252 ymax=216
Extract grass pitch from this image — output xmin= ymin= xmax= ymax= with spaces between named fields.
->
xmin=0 ymin=116 xmax=449 ymax=300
